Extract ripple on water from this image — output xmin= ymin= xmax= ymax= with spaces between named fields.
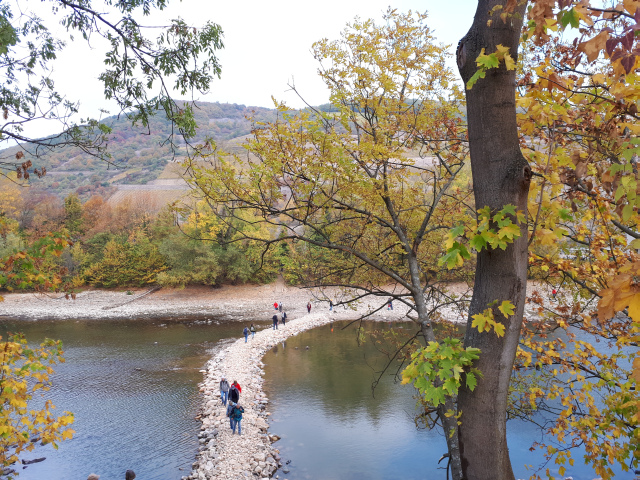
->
xmin=0 ymin=316 xmax=269 ymax=480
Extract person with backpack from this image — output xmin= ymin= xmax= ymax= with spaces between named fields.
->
xmin=272 ymin=313 xmax=278 ymax=330
xmin=243 ymin=326 xmax=249 ymax=343
xmin=226 ymin=400 xmax=235 ymax=427
xmin=229 ymin=382 xmax=240 ymax=404
xmin=219 ymin=377 xmax=230 ymax=406
xmin=230 ymin=403 xmax=245 ymax=435
xmin=281 ymin=311 xmax=287 ymax=326
xmin=250 ymin=323 xmax=256 ymax=339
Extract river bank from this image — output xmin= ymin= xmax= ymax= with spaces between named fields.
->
xmin=0 ymin=283 xmax=417 ymax=322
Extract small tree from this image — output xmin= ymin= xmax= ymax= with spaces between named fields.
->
xmin=0 ymin=334 xmax=74 ymax=477
xmin=64 ymin=193 xmax=84 ymax=239
xmin=186 ymin=9 xmax=473 ymax=476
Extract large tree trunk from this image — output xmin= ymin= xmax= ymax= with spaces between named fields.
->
xmin=456 ymin=1 xmax=531 ymax=479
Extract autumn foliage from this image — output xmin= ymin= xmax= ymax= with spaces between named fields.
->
xmin=0 ymin=334 xmax=75 ymax=472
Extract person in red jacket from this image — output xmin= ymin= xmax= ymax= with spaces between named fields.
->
xmin=232 ymin=380 xmax=242 ymax=394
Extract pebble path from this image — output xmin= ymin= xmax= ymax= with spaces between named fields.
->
xmin=187 ymin=307 xmax=407 ymax=480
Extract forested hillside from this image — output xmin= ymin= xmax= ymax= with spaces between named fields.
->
xmin=0 ymin=102 xmax=277 ymax=199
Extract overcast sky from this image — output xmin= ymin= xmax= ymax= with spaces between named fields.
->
xmin=35 ymin=0 xmax=478 ymax=137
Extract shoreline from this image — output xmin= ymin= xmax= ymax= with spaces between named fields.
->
xmin=0 ymin=284 xmax=317 ymax=322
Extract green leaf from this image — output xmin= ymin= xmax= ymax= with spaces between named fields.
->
xmin=500 ymin=204 xmax=517 ymax=216
xmin=466 ymin=372 xmax=478 ymax=391
xmin=466 ymin=69 xmax=486 ymax=90
xmin=558 ymin=208 xmax=573 ymax=221
xmin=450 ymin=224 xmax=465 ymax=237
xmin=559 ymin=8 xmax=580 ymax=28
xmin=470 ymin=233 xmax=487 ymax=251
xmin=443 ymin=377 xmax=459 ymax=395
xmin=477 ymin=53 xmax=500 ymax=69
xmin=622 ymin=204 xmax=634 ymax=222
xmin=439 ymin=249 xmax=462 ymax=269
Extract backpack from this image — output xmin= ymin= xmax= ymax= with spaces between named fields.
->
xmin=231 ymin=405 xmax=244 ymax=420
xmin=243 ymin=327 xmax=248 ymax=335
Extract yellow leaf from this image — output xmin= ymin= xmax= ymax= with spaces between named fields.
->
xmin=628 ymin=293 xmax=640 ymax=323
xmin=504 ymin=53 xmax=516 ymax=70
xmin=632 ymin=356 xmax=640 ymax=384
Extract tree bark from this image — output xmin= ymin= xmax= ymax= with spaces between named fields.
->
xmin=456 ymin=1 xmax=531 ymax=479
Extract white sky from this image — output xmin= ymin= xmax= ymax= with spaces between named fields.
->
xmin=33 ymin=0 xmax=479 ymax=138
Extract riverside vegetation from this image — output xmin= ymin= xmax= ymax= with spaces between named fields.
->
xmin=1 ymin=2 xmax=639 ymax=480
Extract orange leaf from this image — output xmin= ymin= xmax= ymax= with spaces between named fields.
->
xmin=578 ymin=31 xmax=610 ymax=63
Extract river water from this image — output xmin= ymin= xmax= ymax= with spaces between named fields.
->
xmin=262 ymin=321 xmax=629 ymax=480
xmin=0 ymin=316 xmax=264 ymax=480
xmin=0 ymin=317 xmax=630 ymax=480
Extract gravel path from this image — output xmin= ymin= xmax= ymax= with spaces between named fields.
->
xmin=189 ymin=305 xmax=408 ymax=480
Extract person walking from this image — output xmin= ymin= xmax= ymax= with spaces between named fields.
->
xmin=230 ymin=403 xmax=245 ymax=435
xmin=229 ymin=381 xmax=240 ymax=404
xmin=231 ymin=380 xmax=242 ymax=394
xmin=273 ymin=302 xmax=278 ymax=311
xmin=272 ymin=313 xmax=278 ymax=330
xmin=219 ymin=377 xmax=230 ymax=406
xmin=278 ymin=302 xmax=283 ymax=313
xmin=307 ymin=301 xmax=311 ymax=313
xmin=388 ymin=300 xmax=393 ymax=310
xmin=281 ymin=311 xmax=287 ymax=326
xmin=250 ymin=323 xmax=256 ymax=339
xmin=226 ymin=400 xmax=235 ymax=428
xmin=329 ymin=300 xmax=333 ymax=311
xmin=243 ymin=325 xmax=249 ymax=343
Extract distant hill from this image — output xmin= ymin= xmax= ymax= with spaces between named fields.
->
xmin=1 ymin=102 xmax=279 ymax=200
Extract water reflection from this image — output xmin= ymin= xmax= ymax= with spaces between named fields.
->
xmin=0 ymin=317 xmax=267 ymax=480
xmin=263 ymin=321 xmax=448 ymax=480
xmin=262 ymin=321 xmax=627 ymax=480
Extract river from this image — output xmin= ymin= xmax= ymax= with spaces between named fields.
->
xmin=0 ymin=317 xmax=631 ymax=480
xmin=0 ymin=316 xmax=264 ymax=480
